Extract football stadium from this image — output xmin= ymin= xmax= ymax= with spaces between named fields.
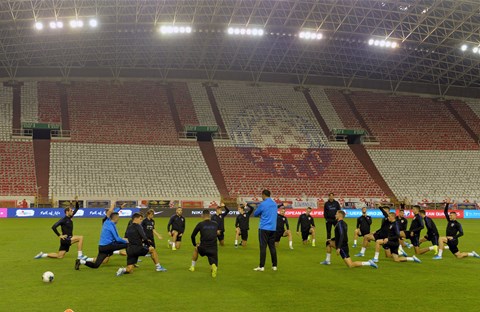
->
xmin=1 ymin=1 xmax=480 ymax=311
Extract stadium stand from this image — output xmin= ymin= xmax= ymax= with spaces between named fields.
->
xmin=368 ymin=149 xmax=480 ymax=200
xmin=49 ymin=142 xmax=220 ymax=199
xmin=215 ymin=146 xmax=386 ymax=198
xmin=187 ymin=82 xmax=218 ymax=126
xmin=169 ymin=82 xmax=200 ymax=127
xmin=342 ymin=91 xmax=479 ymax=150
xmin=37 ymin=81 xmax=62 ymax=124
xmin=212 ymin=82 xmax=329 ymax=148
xmin=65 ymin=81 xmax=184 ymax=145
xmin=308 ymin=87 xmax=345 ymax=131
xmin=0 ymin=141 xmax=37 ymax=196
xmin=21 ymin=81 xmax=39 ymax=124
xmin=0 ymin=85 xmax=13 ymax=140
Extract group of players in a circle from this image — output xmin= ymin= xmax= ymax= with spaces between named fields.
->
xmin=34 ymin=193 xmax=480 ymax=277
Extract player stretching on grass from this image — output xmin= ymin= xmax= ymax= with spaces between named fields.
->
xmin=417 ymin=209 xmax=439 ymax=255
xmin=168 ymin=208 xmax=185 ymax=250
xmin=235 ymin=204 xmax=254 ymax=247
xmin=211 ymin=203 xmax=230 ymax=246
xmin=75 ymin=211 xmax=127 ymax=270
xmin=352 ymin=207 xmax=371 ymax=248
xmin=355 ymin=206 xmax=390 ymax=257
xmin=190 ymin=210 xmax=219 ymax=277
xmin=142 ymin=209 xmax=163 ymax=248
xmin=297 ymin=207 xmax=316 ymax=246
xmin=396 ymin=208 xmax=413 ymax=253
xmin=35 ymin=197 xmax=87 ymax=260
xmin=434 ymin=202 xmax=480 ymax=260
xmin=116 ymin=213 xmax=167 ymax=276
xmin=321 ymin=210 xmax=377 ymax=269
xmin=275 ymin=207 xmax=293 ymax=249
xmin=402 ymin=205 xmax=424 ymax=255
xmin=376 ymin=213 xmax=421 ymax=263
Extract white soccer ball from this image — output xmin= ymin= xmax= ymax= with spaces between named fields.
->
xmin=42 ymin=271 xmax=54 ymax=283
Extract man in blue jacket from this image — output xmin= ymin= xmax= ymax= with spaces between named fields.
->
xmin=75 ymin=210 xmax=128 ymax=270
xmin=252 ymin=190 xmax=278 ymax=272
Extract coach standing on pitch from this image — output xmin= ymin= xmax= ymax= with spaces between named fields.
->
xmin=253 ymin=190 xmax=278 ymax=272
xmin=324 ymin=193 xmax=341 ymax=240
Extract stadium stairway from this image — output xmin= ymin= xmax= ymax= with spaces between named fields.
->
xmin=198 ymin=140 xmax=230 ymax=198
xmin=342 ymin=92 xmax=374 ymax=135
xmin=349 ymin=144 xmax=396 ymax=201
xmin=59 ymin=83 xmax=70 ymax=131
xmin=445 ymin=100 xmax=479 ymax=144
xmin=204 ymin=84 xmax=227 ymax=133
xmin=166 ymin=84 xmax=183 ymax=133
xmin=33 ymin=138 xmax=51 ymax=198
xmin=300 ymin=88 xmax=331 ymax=139
xmin=11 ymin=83 xmax=22 ymax=130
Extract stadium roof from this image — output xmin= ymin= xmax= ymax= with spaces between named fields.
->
xmin=1 ymin=0 xmax=480 ymax=97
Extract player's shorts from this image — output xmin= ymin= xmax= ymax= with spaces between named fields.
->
xmin=424 ymin=233 xmax=439 ymax=246
xmin=126 ymin=245 xmax=149 ymax=265
xmin=447 ymin=238 xmax=459 ymax=254
xmin=339 ymin=246 xmax=350 ymax=259
xmin=172 ymin=231 xmax=183 ymax=242
xmin=59 ymin=237 xmax=72 ymax=252
xmin=301 ymin=230 xmax=310 ymax=241
xmin=275 ymin=230 xmax=286 ymax=242
xmin=240 ymin=229 xmax=249 ymax=241
xmin=358 ymin=229 xmax=370 ymax=237
xmin=147 ymin=239 xmax=156 ymax=248
xmin=373 ymin=232 xmax=387 ymax=241
xmin=198 ymin=245 xmax=218 ymax=266
xmin=217 ymin=231 xmax=225 ymax=242
xmin=406 ymin=232 xmax=420 ymax=247
xmin=384 ymin=241 xmax=400 ymax=255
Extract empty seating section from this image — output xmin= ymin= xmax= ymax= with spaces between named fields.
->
xmin=465 ymin=99 xmax=480 ymax=119
xmin=170 ymin=82 xmax=199 ymax=127
xmin=212 ymin=82 xmax=329 ymax=148
xmin=0 ymin=142 xmax=36 ymax=195
xmin=215 ymin=147 xmax=386 ymax=198
xmin=37 ymin=81 xmax=62 ymax=123
xmin=187 ymin=82 xmax=218 ymax=126
xmin=66 ymin=81 xmax=180 ymax=145
xmin=49 ymin=143 xmax=220 ymax=199
xmin=449 ymin=100 xmax=480 ymax=141
xmin=0 ymin=85 xmax=13 ymax=140
xmin=324 ymin=89 xmax=363 ymax=129
xmin=368 ymin=149 xmax=480 ymax=201
xmin=349 ymin=92 xmax=478 ymax=150
xmin=308 ymin=88 xmax=344 ymax=131
xmin=21 ymin=81 xmax=39 ymax=123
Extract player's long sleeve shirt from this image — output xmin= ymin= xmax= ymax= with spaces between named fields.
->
xmin=387 ymin=221 xmax=401 ymax=243
xmin=51 ymin=201 xmax=80 ymax=237
xmin=444 ymin=203 xmax=464 ymax=239
xmin=334 ymin=220 xmax=348 ymax=248
xmin=409 ymin=214 xmax=424 ymax=234
xmin=424 ymin=216 xmax=439 ymax=236
xmin=356 ymin=215 xmax=372 ymax=234
xmin=254 ymin=198 xmax=277 ymax=231
xmin=236 ymin=206 xmax=254 ymax=230
xmin=276 ymin=214 xmax=290 ymax=232
xmin=191 ymin=220 xmax=218 ymax=248
xmin=211 ymin=206 xmax=230 ymax=232
xmin=297 ymin=214 xmax=315 ymax=232
xmin=324 ymin=200 xmax=341 ymax=220
xmin=99 ymin=218 xmax=128 ymax=246
xmin=168 ymin=214 xmax=186 ymax=233
xmin=125 ymin=223 xmax=148 ymax=247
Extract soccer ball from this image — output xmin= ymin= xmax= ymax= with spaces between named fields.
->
xmin=42 ymin=271 xmax=54 ymax=283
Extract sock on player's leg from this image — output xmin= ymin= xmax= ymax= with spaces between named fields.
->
xmin=234 ymin=240 xmax=238 ymax=245
xmin=406 ymin=257 xmax=414 ymax=261
xmin=361 ymin=262 xmax=370 ymax=266
xmin=191 ymin=261 xmax=196 ymax=267
xmin=312 ymin=239 xmax=316 ymax=245
xmin=374 ymin=252 xmax=379 ymax=260
xmin=113 ymin=250 xmax=120 ymax=255
xmin=360 ymin=247 xmax=366 ymax=254
xmin=86 ymin=257 xmax=94 ymax=262
xmin=354 ymin=240 xmax=357 ymax=245
xmin=78 ymin=251 xmax=83 ymax=257
xmin=444 ymin=246 xmax=449 ymax=250
xmin=438 ymin=249 xmax=443 ymax=257
xmin=41 ymin=254 xmax=48 ymax=258
xmin=289 ymin=240 xmax=293 ymax=247
xmin=80 ymin=259 xmax=86 ymax=265
xmin=468 ymin=252 xmax=474 ymax=257
xmin=428 ymin=246 xmax=434 ymax=251
xmin=326 ymin=253 xmax=331 ymax=262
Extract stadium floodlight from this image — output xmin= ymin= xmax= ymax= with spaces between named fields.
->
xmin=227 ymin=27 xmax=264 ymax=37
xmin=89 ymin=19 xmax=98 ymax=28
xmin=49 ymin=21 xmax=57 ymax=29
xmin=70 ymin=20 xmax=84 ymax=28
xmin=56 ymin=21 xmax=63 ymax=29
xmin=34 ymin=22 xmax=44 ymax=30
xmin=159 ymin=25 xmax=192 ymax=35
xmin=460 ymin=44 xmax=468 ymax=52
xmin=369 ymin=38 xmax=398 ymax=49
xmin=299 ymin=31 xmax=322 ymax=40
xmin=473 ymin=47 xmax=479 ymax=53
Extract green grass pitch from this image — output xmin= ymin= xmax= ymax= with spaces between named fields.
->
xmin=1 ymin=217 xmax=479 ymax=312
